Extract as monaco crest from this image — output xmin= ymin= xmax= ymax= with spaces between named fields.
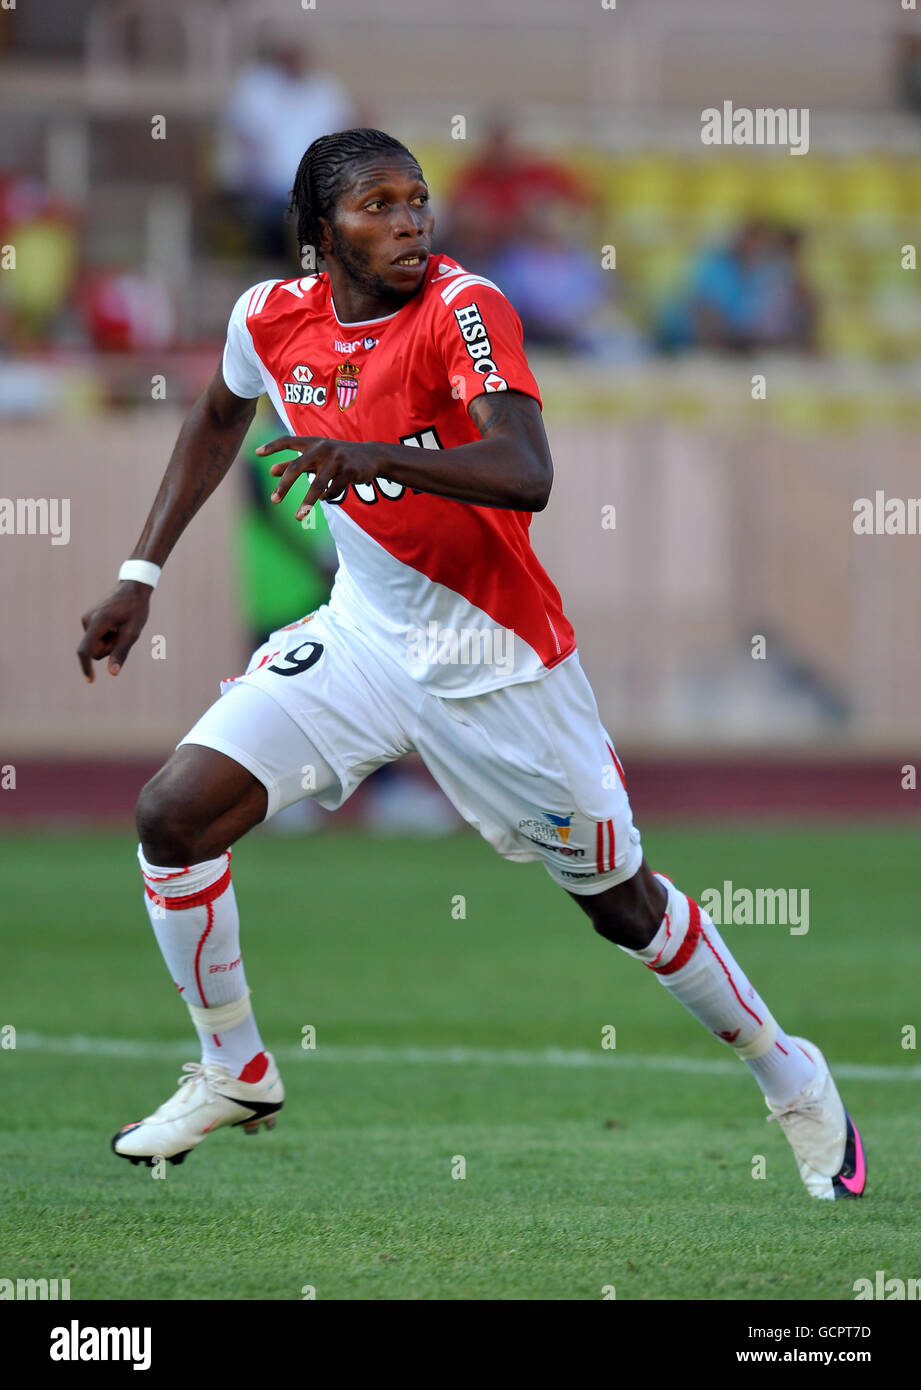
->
xmin=336 ymin=360 xmax=359 ymax=411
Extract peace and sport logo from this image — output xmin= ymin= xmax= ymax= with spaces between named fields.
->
xmin=517 ymin=811 xmax=585 ymax=857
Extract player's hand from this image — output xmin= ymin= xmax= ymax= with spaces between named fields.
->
xmin=77 ymin=583 xmax=152 ymax=683
xmin=256 ymin=436 xmax=383 ymax=520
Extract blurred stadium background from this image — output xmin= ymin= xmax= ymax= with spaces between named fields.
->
xmin=2 ymin=0 xmax=921 ymax=825
xmin=6 ymin=3 xmax=921 ymax=1308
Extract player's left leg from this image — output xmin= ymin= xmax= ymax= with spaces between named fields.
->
xmin=569 ymin=860 xmax=818 ymax=1105
xmin=413 ymin=653 xmax=866 ymax=1200
xmin=568 ymin=863 xmax=866 ymax=1200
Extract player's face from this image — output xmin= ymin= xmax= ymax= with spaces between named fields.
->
xmin=322 ymin=157 xmax=434 ymax=308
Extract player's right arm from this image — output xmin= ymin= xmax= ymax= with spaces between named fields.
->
xmin=77 ymin=368 xmax=257 ymax=682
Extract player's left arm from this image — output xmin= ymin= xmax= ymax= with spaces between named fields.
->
xmin=258 ymin=390 xmax=552 ymax=519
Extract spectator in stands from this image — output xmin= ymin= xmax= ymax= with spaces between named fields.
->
xmin=761 ymin=227 xmax=818 ymax=352
xmin=81 ymin=268 xmax=175 ymax=353
xmin=895 ymin=35 xmax=921 ymax=112
xmin=445 ymin=114 xmax=594 ymax=273
xmin=489 ymin=203 xmax=643 ymax=359
xmin=0 ymin=173 xmax=79 ymax=347
xmin=658 ymin=221 xmax=817 ymax=354
xmin=217 ymin=40 xmax=354 ymax=260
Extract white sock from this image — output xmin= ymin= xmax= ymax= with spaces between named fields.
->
xmin=138 ymin=846 xmax=267 ymax=1078
xmin=621 ymin=873 xmax=816 ymax=1105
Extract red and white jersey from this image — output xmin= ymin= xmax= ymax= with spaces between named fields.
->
xmin=221 ymin=255 xmax=576 ymax=695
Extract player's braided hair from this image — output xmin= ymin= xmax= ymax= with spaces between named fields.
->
xmin=288 ymin=128 xmax=420 ymax=262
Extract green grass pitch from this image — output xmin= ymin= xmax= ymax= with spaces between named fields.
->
xmin=1 ymin=822 xmax=918 ymax=1301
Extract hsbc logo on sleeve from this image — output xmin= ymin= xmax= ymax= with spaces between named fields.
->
xmin=453 ymin=302 xmax=502 ymax=377
xmin=283 ymin=363 xmax=327 ymax=406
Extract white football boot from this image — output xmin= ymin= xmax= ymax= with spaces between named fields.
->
xmin=766 ymin=1037 xmax=866 ymax=1200
xmin=111 ymin=1055 xmax=284 ymax=1166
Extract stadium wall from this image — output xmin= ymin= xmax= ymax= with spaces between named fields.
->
xmin=2 ymin=396 xmax=919 ymax=758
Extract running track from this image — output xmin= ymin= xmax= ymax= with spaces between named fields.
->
xmin=1 ymin=757 xmax=918 ymax=823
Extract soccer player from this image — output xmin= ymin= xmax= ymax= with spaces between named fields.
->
xmin=77 ymin=130 xmax=865 ymax=1199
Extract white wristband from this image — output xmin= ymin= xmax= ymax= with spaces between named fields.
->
xmin=118 ymin=560 xmax=161 ymax=589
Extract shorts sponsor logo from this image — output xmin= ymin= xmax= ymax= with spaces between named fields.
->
xmin=542 ymin=810 xmax=575 ymax=842
xmin=453 ymin=302 xmax=502 ymax=377
xmin=559 ymin=868 xmax=599 ymax=880
xmin=518 ymin=811 xmax=577 ymax=845
xmin=283 ymin=363 xmax=327 ymax=407
xmin=520 ymin=831 xmax=585 ymax=857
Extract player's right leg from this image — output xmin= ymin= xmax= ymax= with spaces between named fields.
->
xmin=114 ymin=679 xmax=345 ymax=1166
xmin=135 ymin=742 xmax=268 ymax=867
xmin=113 ymin=609 xmax=415 ymax=1167
xmin=112 ymin=736 xmax=295 ymax=1166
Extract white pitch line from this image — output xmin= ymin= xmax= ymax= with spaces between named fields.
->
xmin=11 ymin=1033 xmax=921 ymax=1083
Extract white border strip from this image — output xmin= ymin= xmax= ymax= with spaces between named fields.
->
xmin=12 ymin=1033 xmax=921 ymax=1082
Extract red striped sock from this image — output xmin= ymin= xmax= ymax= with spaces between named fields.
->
xmin=623 ymin=873 xmax=816 ymax=1103
xmin=138 ymin=846 xmax=267 ymax=1073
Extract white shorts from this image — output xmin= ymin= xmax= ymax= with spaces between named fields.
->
xmin=179 ymin=606 xmax=644 ymax=895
